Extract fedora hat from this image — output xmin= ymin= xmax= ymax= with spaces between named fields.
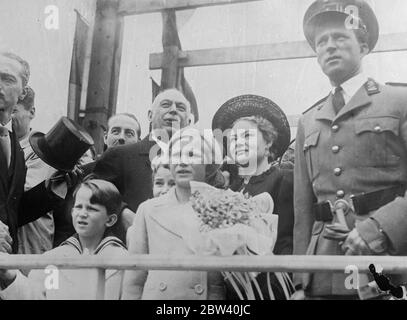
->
xmin=212 ymin=94 xmax=290 ymax=159
xmin=303 ymin=0 xmax=379 ymax=52
xmin=30 ymin=117 xmax=94 ymax=172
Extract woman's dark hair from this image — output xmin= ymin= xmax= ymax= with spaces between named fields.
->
xmin=232 ymin=115 xmax=279 ymax=163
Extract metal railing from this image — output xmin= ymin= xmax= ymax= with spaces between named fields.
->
xmin=1 ymin=254 xmax=405 ymax=299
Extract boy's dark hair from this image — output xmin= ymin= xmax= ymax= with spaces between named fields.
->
xmin=75 ymin=179 xmax=122 ymax=216
xmin=73 ymin=179 xmax=125 ymax=241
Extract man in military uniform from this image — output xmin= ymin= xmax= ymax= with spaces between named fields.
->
xmin=292 ymin=0 xmax=407 ymax=299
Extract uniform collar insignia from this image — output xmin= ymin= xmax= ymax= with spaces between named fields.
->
xmin=365 ymin=78 xmax=380 ymax=96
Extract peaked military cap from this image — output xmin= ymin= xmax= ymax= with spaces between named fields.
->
xmin=304 ymin=0 xmax=379 ymax=52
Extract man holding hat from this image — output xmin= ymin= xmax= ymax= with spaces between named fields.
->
xmin=293 ymin=0 xmax=407 ymax=299
xmin=0 ymin=52 xmax=79 ymax=254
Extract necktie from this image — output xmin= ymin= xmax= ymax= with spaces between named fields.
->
xmin=332 ymin=86 xmax=345 ymax=114
xmin=0 ymin=126 xmax=11 ymax=168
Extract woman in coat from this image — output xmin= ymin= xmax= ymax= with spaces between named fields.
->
xmin=122 ymin=128 xmax=226 ymax=300
xmin=212 ymin=95 xmax=294 ymax=299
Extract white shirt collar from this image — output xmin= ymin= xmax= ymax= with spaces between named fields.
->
xmin=331 ymin=72 xmax=368 ymax=105
xmin=19 ymin=130 xmax=32 ymax=150
xmin=2 ymin=120 xmax=13 ymax=132
xmin=151 ymin=130 xmax=169 ymax=152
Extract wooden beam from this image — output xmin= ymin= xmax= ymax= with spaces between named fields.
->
xmin=150 ymin=32 xmax=407 ymax=69
xmin=83 ymin=0 xmax=123 ymax=155
xmin=108 ymin=14 xmax=125 ymax=117
xmin=118 ymin=0 xmax=262 ymax=15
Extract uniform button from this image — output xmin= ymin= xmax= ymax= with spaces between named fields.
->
xmin=159 ymin=282 xmax=167 ymax=291
xmin=194 ymin=284 xmax=204 ymax=295
xmin=334 ymin=168 xmax=342 ymax=176
xmin=374 ymin=126 xmax=382 ymax=133
xmin=336 ymin=190 xmax=345 ymax=198
xmin=332 ymin=125 xmax=339 ymax=132
xmin=332 ymin=146 xmax=340 ymax=153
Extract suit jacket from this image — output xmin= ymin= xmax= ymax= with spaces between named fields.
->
xmin=17 ymin=134 xmax=56 ymax=254
xmin=0 ymin=129 xmax=61 ymax=253
xmin=231 ymin=166 xmax=294 ymax=255
xmin=92 ymin=136 xmax=157 ymax=212
xmin=122 ymin=189 xmax=225 ymax=300
xmin=294 ymin=80 xmax=407 ymax=296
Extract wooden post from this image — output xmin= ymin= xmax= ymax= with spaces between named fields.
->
xmin=83 ymin=0 xmax=123 ymax=155
xmin=160 ymin=10 xmax=181 ymax=90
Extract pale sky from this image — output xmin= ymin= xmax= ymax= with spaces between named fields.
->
xmin=0 ymin=0 xmax=407 ymax=138
xmin=117 ymin=0 xmax=407 ymax=140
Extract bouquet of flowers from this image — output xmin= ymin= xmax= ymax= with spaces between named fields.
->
xmin=186 ymin=181 xmax=294 ymax=300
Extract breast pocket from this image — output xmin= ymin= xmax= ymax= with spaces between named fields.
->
xmin=354 ymin=116 xmax=400 ymax=167
xmin=303 ymin=130 xmax=320 ymax=181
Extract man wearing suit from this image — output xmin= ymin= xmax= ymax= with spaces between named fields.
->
xmin=0 ymin=52 xmax=68 ymax=254
xmin=292 ymin=0 xmax=407 ymax=299
xmin=12 ymin=87 xmax=57 ymax=254
xmin=93 ymin=89 xmax=192 ymax=212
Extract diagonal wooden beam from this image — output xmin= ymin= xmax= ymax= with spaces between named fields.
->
xmin=149 ymin=32 xmax=407 ymax=69
xmin=118 ymin=0 xmax=263 ymax=15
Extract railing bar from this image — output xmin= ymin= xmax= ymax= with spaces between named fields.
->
xmin=1 ymin=255 xmax=407 ymax=273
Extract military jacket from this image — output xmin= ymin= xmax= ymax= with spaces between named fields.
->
xmin=294 ymin=80 xmax=407 ymax=296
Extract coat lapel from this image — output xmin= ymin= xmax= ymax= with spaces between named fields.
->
xmin=315 ymin=94 xmax=336 ymax=123
xmin=149 ymin=189 xmax=200 ymax=239
xmin=0 ymin=147 xmax=8 ymax=191
xmin=334 ymin=82 xmax=374 ymax=122
xmin=138 ymin=135 xmax=158 ymax=170
xmin=138 ymin=135 xmax=157 ymax=155
xmin=315 ymin=80 xmax=378 ymax=124
xmin=8 ymin=132 xmax=25 ymax=201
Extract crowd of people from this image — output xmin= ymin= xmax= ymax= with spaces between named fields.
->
xmin=0 ymin=0 xmax=407 ymax=300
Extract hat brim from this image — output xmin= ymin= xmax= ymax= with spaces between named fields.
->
xmin=29 ymin=131 xmax=74 ymax=172
xmin=304 ymin=10 xmax=379 ymax=53
xmin=212 ymin=95 xmax=291 ymax=159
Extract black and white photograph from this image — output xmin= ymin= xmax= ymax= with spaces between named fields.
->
xmin=1 ymin=0 xmax=407 ymax=307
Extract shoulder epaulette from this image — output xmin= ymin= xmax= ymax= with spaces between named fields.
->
xmin=386 ymin=82 xmax=407 ymax=87
xmin=302 ymin=95 xmax=328 ymax=115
